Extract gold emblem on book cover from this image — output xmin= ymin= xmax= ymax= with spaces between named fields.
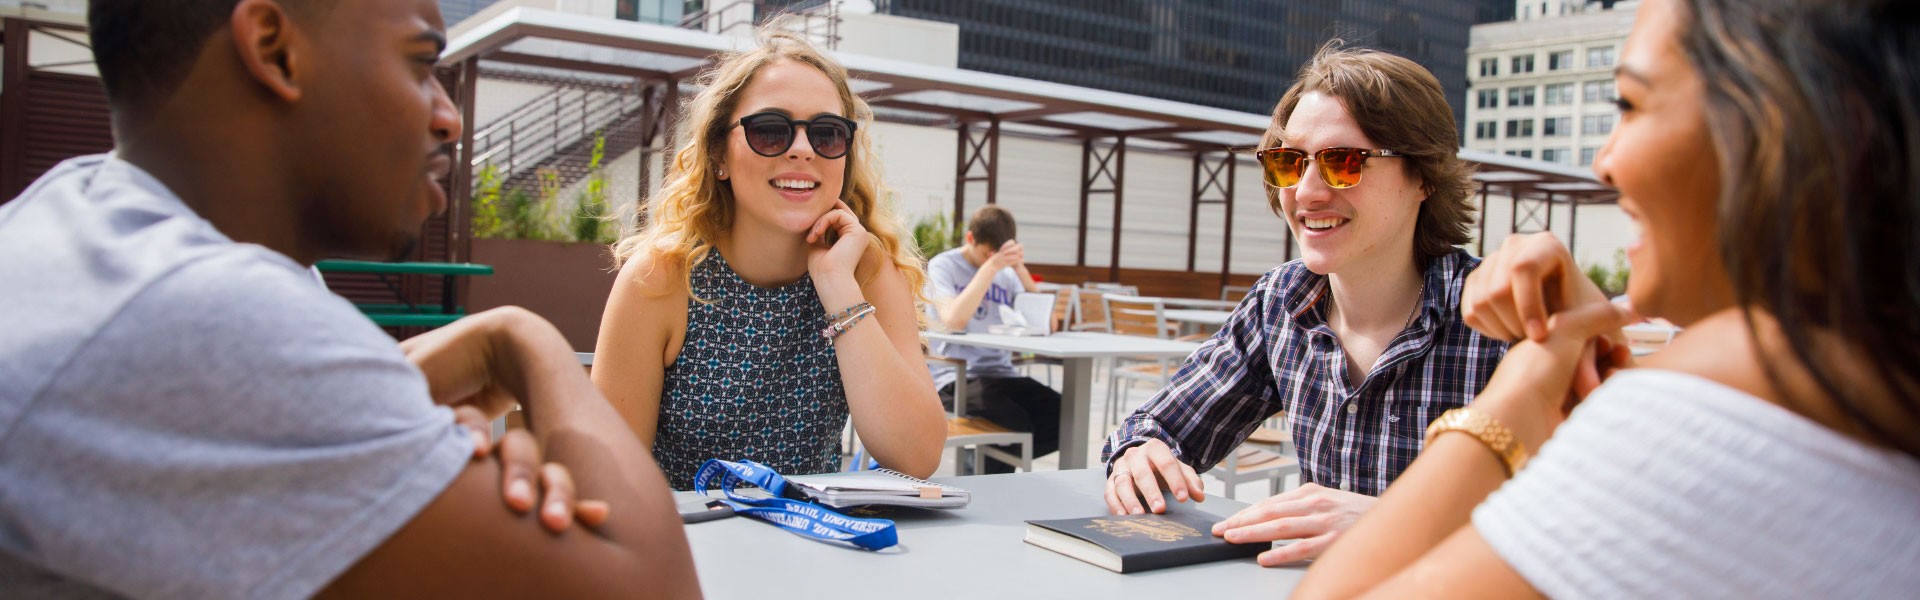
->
xmin=1087 ymin=518 xmax=1200 ymax=543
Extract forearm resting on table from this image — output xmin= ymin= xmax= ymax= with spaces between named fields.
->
xmin=323 ymin=308 xmax=698 ymax=598
xmin=496 ymin=312 xmax=692 ymax=555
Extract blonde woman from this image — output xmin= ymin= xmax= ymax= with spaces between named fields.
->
xmin=593 ymin=32 xmax=944 ymax=489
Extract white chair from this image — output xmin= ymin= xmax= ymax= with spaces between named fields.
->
xmin=1101 ymin=295 xmax=1181 ymax=426
xmin=1207 ymin=422 xmax=1301 ymax=500
xmin=1069 ymin=287 xmax=1109 ymax=332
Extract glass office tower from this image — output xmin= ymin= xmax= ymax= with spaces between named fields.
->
xmin=880 ymin=0 xmax=1477 ymax=124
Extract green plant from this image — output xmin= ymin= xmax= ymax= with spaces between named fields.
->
xmin=501 ymin=187 xmax=539 ymax=240
xmin=1583 ymin=249 xmax=1631 ymax=296
xmin=570 ymin=134 xmax=618 ymax=244
xmin=474 ymin=132 xmax=618 ymax=244
xmin=912 ymin=211 xmax=960 ymax=259
xmin=471 ymin=164 xmax=505 ymax=238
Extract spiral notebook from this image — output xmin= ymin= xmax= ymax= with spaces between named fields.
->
xmin=783 ymin=469 xmax=971 ymax=509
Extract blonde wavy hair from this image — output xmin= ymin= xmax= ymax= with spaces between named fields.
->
xmin=611 ymin=30 xmax=926 ymax=308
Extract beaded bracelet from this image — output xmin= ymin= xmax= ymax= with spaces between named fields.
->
xmin=825 ymin=301 xmax=874 ymax=323
xmin=820 ymin=304 xmax=878 ymax=340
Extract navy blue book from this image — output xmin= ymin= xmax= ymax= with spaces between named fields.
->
xmin=1024 ymin=509 xmax=1267 ymax=573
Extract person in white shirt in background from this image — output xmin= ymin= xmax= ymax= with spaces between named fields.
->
xmin=925 ymin=205 xmax=1062 ymax=473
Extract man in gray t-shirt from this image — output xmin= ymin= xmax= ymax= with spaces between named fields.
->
xmin=0 ymin=1 xmax=695 ymax=597
xmin=925 ymin=206 xmax=1063 ymax=473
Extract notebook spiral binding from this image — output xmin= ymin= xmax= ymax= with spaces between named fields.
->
xmin=872 ymin=468 xmax=958 ymax=490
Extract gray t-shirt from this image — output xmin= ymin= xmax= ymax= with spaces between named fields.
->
xmin=0 ymin=155 xmax=471 ymax=599
xmin=923 ymin=247 xmax=1026 ymax=388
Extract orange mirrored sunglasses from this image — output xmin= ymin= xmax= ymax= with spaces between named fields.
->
xmin=1256 ymin=147 xmax=1405 ymax=189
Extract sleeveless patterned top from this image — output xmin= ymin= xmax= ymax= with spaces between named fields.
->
xmin=653 ymin=251 xmax=849 ymax=489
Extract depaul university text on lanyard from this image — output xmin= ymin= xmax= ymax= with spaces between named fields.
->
xmin=692 ymin=459 xmax=899 ymax=550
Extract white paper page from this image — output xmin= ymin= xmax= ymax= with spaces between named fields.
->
xmin=1013 ymin=292 xmax=1055 ymax=335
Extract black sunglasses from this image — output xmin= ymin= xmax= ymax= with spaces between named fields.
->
xmin=734 ymin=111 xmax=858 ymax=159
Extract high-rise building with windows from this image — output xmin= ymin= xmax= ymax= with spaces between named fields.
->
xmin=1465 ymin=0 xmax=1634 ymax=166
xmin=1475 ymin=0 xmax=1516 ymax=23
xmin=877 ymin=0 xmax=1478 ymax=125
xmin=439 ymin=0 xmax=504 ymax=26
xmin=441 ymin=0 xmax=691 ymax=28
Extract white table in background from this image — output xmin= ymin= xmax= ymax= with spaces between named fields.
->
xmin=679 ymin=469 xmax=1304 ymax=598
xmin=1157 ymin=297 xmax=1238 ymax=311
xmin=923 ymin=331 xmax=1201 ymax=470
xmin=1163 ymin=308 xmax=1232 ymax=329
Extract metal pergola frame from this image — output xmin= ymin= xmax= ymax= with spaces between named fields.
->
xmin=438 ymin=7 xmax=1615 ymax=287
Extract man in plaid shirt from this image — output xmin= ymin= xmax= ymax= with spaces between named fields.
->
xmin=1100 ymin=46 xmax=1509 ymax=567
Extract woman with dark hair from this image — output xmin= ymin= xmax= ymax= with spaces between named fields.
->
xmin=1294 ymin=0 xmax=1920 ymax=596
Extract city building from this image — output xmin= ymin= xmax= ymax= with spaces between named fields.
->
xmin=1475 ymin=0 xmax=1516 ymax=24
xmin=0 ymin=0 xmax=1633 ymax=306
xmin=1465 ymin=0 xmax=1634 ymax=166
xmin=875 ymin=0 xmax=1479 ymax=126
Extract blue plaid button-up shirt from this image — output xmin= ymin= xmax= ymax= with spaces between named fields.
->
xmin=1102 ymin=249 xmax=1508 ymax=496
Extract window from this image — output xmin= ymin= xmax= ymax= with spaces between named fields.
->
xmin=1506 ymin=119 xmax=1535 ymax=138
xmin=617 ymin=0 xmax=684 ymax=25
xmin=1544 ymin=82 xmax=1575 ymax=106
xmin=1580 ymin=146 xmax=1600 ymax=166
xmin=1587 ymin=46 xmax=1617 ymax=69
xmin=1549 ymin=50 xmax=1575 ymax=71
xmin=1478 ymin=89 xmax=1500 ymax=109
xmin=1505 ymin=149 xmax=1535 ymax=159
xmin=1583 ymin=79 xmax=1617 ymax=103
xmin=1583 ymin=114 xmax=1616 ymax=135
xmin=1510 ymin=54 xmax=1535 ymax=75
xmin=1476 ymin=121 xmax=1499 ymax=140
xmin=1479 ymin=58 xmax=1499 ymax=78
xmin=1542 ymin=148 xmax=1572 ymax=164
xmin=1507 ymin=86 xmax=1536 ymax=107
xmin=1543 ymin=116 xmax=1571 ymax=136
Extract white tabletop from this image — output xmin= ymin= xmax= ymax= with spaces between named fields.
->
xmin=1157 ymin=297 xmax=1238 ymax=310
xmin=922 ymin=331 xmax=1201 ymax=359
xmin=1162 ymin=309 xmax=1232 ymax=326
xmin=679 ymin=469 xmax=1305 ymax=597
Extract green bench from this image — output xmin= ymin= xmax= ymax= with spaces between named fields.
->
xmin=315 ymin=260 xmax=495 ymax=328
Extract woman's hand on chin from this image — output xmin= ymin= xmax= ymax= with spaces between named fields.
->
xmin=805 ymin=199 xmax=869 ymax=283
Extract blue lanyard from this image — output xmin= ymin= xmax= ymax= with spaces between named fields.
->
xmin=692 ymin=459 xmax=899 ymax=550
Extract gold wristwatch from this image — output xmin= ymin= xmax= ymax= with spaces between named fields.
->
xmin=1424 ymin=408 xmax=1529 ymax=477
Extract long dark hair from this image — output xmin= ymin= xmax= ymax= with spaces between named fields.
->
xmin=1679 ymin=0 xmax=1920 ymax=457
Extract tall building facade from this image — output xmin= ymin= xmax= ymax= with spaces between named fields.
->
xmin=439 ymin=0 xmax=504 ymax=26
xmin=440 ymin=0 xmax=690 ymax=28
xmin=1464 ymin=0 xmax=1634 ymax=166
xmin=1475 ymin=0 xmax=1516 ymax=23
xmin=878 ymin=0 xmax=1478 ymax=125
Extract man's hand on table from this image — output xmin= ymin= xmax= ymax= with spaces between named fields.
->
xmin=1105 ymin=439 xmax=1206 ymax=514
xmin=1210 ymin=483 xmax=1376 ymax=567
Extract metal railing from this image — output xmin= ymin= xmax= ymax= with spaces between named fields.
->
xmin=469 ymin=85 xmax=645 ymax=189
xmin=678 ymin=0 xmax=840 ymax=49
